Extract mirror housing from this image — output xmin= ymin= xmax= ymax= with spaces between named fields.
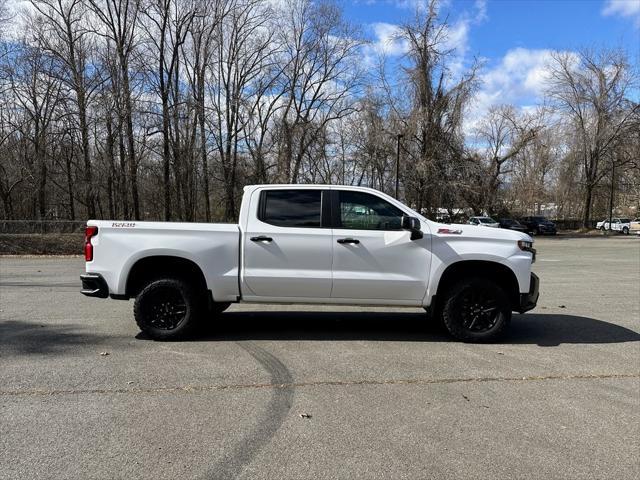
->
xmin=402 ymin=215 xmax=423 ymax=240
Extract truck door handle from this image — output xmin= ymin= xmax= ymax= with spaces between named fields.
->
xmin=250 ymin=235 xmax=273 ymax=242
xmin=337 ymin=238 xmax=360 ymax=244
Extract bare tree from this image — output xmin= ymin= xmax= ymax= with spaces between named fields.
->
xmin=475 ymin=105 xmax=540 ymax=213
xmin=209 ymin=0 xmax=276 ymax=220
xmin=30 ymin=0 xmax=102 ymax=218
xmin=547 ymin=49 xmax=639 ymax=227
xmin=183 ymin=0 xmax=228 ymax=221
xmin=1 ymin=0 xmax=638 ymax=225
xmin=396 ymin=0 xmax=479 ymax=213
xmin=5 ymin=34 xmax=63 ymax=219
xmin=274 ymin=0 xmax=364 ymax=183
xmin=87 ymin=0 xmax=142 ymax=219
xmin=140 ymin=0 xmax=197 ymax=220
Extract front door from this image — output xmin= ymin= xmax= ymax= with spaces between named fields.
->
xmin=331 ymin=190 xmax=430 ymax=302
xmin=243 ymin=188 xmax=333 ymax=298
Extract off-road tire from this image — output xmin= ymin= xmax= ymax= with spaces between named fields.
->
xmin=134 ymin=277 xmax=205 ymax=340
xmin=441 ymin=277 xmax=511 ymax=343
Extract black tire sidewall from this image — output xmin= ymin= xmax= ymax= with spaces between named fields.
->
xmin=441 ymin=277 xmax=511 ymax=343
xmin=134 ymin=278 xmax=203 ymax=340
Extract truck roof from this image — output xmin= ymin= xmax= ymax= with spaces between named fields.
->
xmin=243 ymin=184 xmax=391 ymax=197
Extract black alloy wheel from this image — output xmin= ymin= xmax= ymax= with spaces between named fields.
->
xmin=458 ymin=288 xmax=501 ymax=333
xmin=441 ymin=277 xmax=511 ymax=342
xmin=134 ymin=277 xmax=204 ymax=340
xmin=143 ymin=285 xmax=187 ymax=330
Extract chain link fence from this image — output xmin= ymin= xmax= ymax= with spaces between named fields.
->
xmin=0 ymin=220 xmax=87 ymax=234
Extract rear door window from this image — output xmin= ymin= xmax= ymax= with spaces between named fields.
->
xmin=260 ymin=190 xmax=322 ymax=228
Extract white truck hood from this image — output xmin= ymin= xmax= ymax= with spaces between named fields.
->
xmin=429 ymin=221 xmax=533 ymax=243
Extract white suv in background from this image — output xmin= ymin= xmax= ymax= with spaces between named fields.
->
xmin=597 ymin=218 xmax=631 ymax=234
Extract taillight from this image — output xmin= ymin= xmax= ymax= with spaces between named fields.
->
xmin=85 ymin=226 xmax=98 ymax=261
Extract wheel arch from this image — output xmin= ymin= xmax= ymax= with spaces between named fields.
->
xmin=433 ymin=260 xmax=521 ymax=311
xmin=125 ymin=255 xmax=208 ymax=298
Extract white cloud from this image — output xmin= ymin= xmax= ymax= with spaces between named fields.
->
xmin=444 ymin=19 xmax=469 ymax=53
xmin=392 ymin=0 xmax=431 ymax=11
xmin=474 ymin=0 xmax=488 ymax=23
xmin=464 ymin=48 xmax=564 ymax=133
xmin=602 ymin=0 xmax=640 ymax=26
xmin=370 ymin=22 xmax=408 ymax=56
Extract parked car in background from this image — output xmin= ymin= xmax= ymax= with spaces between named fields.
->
xmin=468 ymin=216 xmax=500 ymax=228
xmin=520 ymin=216 xmax=557 ymax=235
xmin=630 ymin=218 xmax=640 ymax=235
xmin=499 ymin=218 xmax=529 ymax=233
xmin=596 ymin=218 xmax=631 ymax=234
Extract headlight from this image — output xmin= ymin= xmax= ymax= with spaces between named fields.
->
xmin=518 ymin=240 xmax=533 ymax=251
xmin=518 ymin=240 xmax=536 ymax=262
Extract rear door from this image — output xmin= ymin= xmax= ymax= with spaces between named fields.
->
xmin=330 ymin=189 xmax=430 ymax=302
xmin=242 ymin=188 xmax=333 ymax=298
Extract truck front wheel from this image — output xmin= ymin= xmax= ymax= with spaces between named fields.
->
xmin=134 ymin=277 xmax=204 ymax=340
xmin=441 ymin=278 xmax=511 ymax=342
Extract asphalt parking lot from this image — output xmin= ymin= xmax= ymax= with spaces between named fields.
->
xmin=1 ymin=236 xmax=639 ymax=479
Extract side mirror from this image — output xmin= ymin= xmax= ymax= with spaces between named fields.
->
xmin=402 ymin=215 xmax=423 ymax=240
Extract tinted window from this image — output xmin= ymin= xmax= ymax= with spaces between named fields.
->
xmin=338 ymin=191 xmax=403 ymax=230
xmin=261 ymin=190 xmax=322 ymax=227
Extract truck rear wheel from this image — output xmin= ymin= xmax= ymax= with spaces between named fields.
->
xmin=441 ymin=277 xmax=511 ymax=342
xmin=134 ymin=277 xmax=204 ymax=340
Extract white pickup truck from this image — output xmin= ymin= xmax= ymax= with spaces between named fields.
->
xmin=81 ymin=185 xmax=539 ymax=342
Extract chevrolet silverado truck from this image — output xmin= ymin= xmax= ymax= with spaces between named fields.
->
xmin=81 ymin=185 xmax=539 ymax=342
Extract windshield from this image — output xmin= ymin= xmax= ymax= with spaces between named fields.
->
xmin=478 ymin=217 xmax=497 ymax=224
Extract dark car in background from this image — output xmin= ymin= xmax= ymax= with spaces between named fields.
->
xmin=499 ymin=218 xmax=529 ymax=233
xmin=520 ymin=216 xmax=557 ymax=235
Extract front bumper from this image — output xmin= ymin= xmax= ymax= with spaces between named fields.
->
xmin=80 ymin=273 xmax=109 ymax=298
xmin=518 ymin=273 xmax=539 ymax=313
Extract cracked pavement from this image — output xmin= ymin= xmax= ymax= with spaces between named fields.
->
xmin=1 ymin=236 xmax=639 ymax=479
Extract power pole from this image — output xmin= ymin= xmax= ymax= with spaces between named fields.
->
xmin=395 ymin=134 xmax=403 ymax=199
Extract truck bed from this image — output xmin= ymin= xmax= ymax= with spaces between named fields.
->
xmin=86 ymin=220 xmax=241 ymax=301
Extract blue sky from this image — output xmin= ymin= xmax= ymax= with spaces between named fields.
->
xmin=343 ymin=0 xmax=640 ymax=128
xmin=346 ymin=0 xmax=639 ymax=56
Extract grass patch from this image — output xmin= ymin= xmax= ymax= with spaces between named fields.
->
xmin=0 ymin=233 xmax=84 ymax=255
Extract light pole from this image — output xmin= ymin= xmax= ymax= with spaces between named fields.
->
xmin=395 ymin=134 xmax=403 ymax=199
xmin=608 ymin=159 xmax=615 ymax=231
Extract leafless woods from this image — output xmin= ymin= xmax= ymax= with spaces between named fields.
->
xmin=0 ymin=0 xmax=638 ymax=225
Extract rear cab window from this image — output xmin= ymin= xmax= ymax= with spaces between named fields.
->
xmin=258 ymin=189 xmax=324 ymax=228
